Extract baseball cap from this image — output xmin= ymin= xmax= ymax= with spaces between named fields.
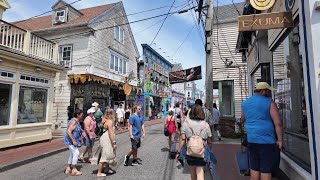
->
xmin=255 ymin=82 xmax=274 ymax=91
xmin=87 ymin=107 xmax=96 ymax=114
xmin=92 ymin=102 xmax=99 ymax=107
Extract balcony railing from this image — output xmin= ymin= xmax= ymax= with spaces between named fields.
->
xmin=0 ymin=20 xmax=58 ymax=63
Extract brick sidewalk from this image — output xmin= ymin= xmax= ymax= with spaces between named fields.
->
xmin=210 ymin=143 xmax=250 ymax=180
xmin=0 ymin=118 xmax=163 ymax=172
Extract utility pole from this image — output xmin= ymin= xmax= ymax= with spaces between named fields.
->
xmin=205 ymin=0 xmax=213 ymax=110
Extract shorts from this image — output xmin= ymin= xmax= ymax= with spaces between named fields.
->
xmin=118 ymin=117 xmax=123 ymax=122
xmin=186 ymin=155 xmax=207 ymax=166
xmin=247 ymin=143 xmax=280 ymax=173
xmin=84 ymin=136 xmax=94 ymax=148
xmin=131 ymin=137 xmax=141 ymax=149
xmin=213 ymin=124 xmax=219 ymax=131
xmin=177 ymin=122 xmax=181 ymax=129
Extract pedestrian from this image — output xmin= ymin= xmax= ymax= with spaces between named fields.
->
xmin=174 ymin=103 xmax=183 ymax=132
xmin=125 ymin=105 xmax=131 ymax=129
xmin=241 ymin=82 xmax=284 ymax=180
xmin=92 ymin=102 xmax=103 ymax=124
xmin=97 ymin=108 xmax=117 ymax=177
xmin=184 ymin=104 xmax=192 ymax=117
xmin=212 ymin=103 xmax=221 ymax=141
xmin=124 ymin=105 xmax=145 ymax=166
xmin=168 ymin=105 xmax=174 ymax=112
xmin=165 ymin=110 xmax=178 ymax=148
xmin=79 ymin=107 xmax=96 ymax=163
xmin=176 ymin=104 xmax=213 ymax=180
xmin=195 ymin=99 xmax=213 ymax=127
xmin=64 ymin=108 xmax=84 ymax=176
xmin=116 ymin=103 xmax=125 ymax=130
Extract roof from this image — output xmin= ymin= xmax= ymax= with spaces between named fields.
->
xmin=141 ymin=44 xmax=174 ymax=67
xmin=213 ymin=2 xmax=245 ymax=24
xmin=13 ymin=3 xmax=116 ymax=31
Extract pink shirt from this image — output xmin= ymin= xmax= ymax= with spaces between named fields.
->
xmin=84 ymin=116 xmax=96 ymax=139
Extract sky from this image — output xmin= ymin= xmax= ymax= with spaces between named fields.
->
xmin=4 ymin=0 xmax=244 ymax=92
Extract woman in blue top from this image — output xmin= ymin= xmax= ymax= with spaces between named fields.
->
xmin=241 ymin=82 xmax=284 ymax=180
xmin=64 ymin=108 xmax=84 ymax=176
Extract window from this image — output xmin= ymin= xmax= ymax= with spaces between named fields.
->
xmin=273 ymin=28 xmax=311 ymax=171
xmin=1 ymin=71 xmax=14 ymax=78
xmin=59 ymin=46 xmax=72 ymax=68
xmin=218 ymin=80 xmax=234 ymax=117
xmin=55 ymin=10 xmax=66 ymax=23
xmin=18 ymin=87 xmax=47 ymax=124
xmin=110 ymin=53 xmax=127 ymax=75
xmin=114 ymin=26 xmax=124 ymax=43
xmin=0 ymin=83 xmax=12 ymax=126
xmin=188 ymin=91 xmax=190 ymax=97
xmin=20 ymin=75 xmax=49 ymax=84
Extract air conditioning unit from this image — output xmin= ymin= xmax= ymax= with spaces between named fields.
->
xmin=55 ymin=16 xmax=65 ymax=23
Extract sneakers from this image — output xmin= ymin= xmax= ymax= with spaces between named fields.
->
xmin=124 ymin=155 xmax=129 ymax=166
xmin=132 ymin=159 xmax=142 ymax=166
xmin=219 ymin=137 xmax=222 ymax=141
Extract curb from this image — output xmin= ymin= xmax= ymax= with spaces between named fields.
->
xmin=0 ymin=121 xmax=163 ymax=172
xmin=0 ymin=147 xmax=68 ymax=173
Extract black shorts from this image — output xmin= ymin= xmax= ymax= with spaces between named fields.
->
xmin=177 ymin=122 xmax=181 ymax=129
xmin=213 ymin=124 xmax=219 ymax=131
xmin=247 ymin=143 xmax=280 ymax=173
xmin=186 ymin=155 xmax=207 ymax=166
xmin=131 ymin=137 xmax=141 ymax=149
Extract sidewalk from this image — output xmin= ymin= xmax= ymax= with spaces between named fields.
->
xmin=0 ymin=118 xmax=163 ymax=172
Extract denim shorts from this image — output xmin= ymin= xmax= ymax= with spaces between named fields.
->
xmin=186 ymin=155 xmax=207 ymax=167
xmin=131 ymin=137 xmax=141 ymax=149
xmin=247 ymin=143 xmax=280 ymax=173
xmin=84 ymin=136 xmax=94 ymax=148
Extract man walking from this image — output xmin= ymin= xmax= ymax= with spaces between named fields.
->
xmin=116 ymin=103 xmax=125 ymax=130
xmin=212 ymin=103 xmax=221 ymax=141
xmin=241 ymin=82 xmax=284 ymax=180
xmin=124 ymin=105 xmax=145 ymax=166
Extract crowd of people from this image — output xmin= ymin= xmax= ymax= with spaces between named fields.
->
xmin=63 ymin=102 xmax=144 ymax=177
xmin=62 ymin=82 xmax=283 ymax=180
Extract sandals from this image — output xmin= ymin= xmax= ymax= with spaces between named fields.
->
xmin=97 ymin=173 xmax=107 ymax=177
xmin=64 ymin=169 xmax=71 ymax=174
xmin=71 ymin=170 xmax=82 ymax=176
xmin=78 ymin=155 xmax=86 ymax=163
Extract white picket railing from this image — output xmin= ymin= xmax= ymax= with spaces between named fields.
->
xmin=0 ymin=20 xmax=58 ymax=63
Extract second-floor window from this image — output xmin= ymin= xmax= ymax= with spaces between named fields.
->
xmin=114 ymin=26 xmax=124 ymax=43
xmin=110 ymin=54 xmax=127 ymax=75
xmin=55 ymin=10 xmax=66 ymax=23
xmin=59 ymin=45 xmax=72 ymax=68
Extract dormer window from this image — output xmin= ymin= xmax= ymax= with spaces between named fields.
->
xmin=55 ymin=10 xmax=66 ymax=23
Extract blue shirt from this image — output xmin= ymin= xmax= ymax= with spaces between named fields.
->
xmin=242 ymin=94 xmax=276 ymax=144
xmin=129 ymin=114 xmax=144 ymax=139
xmin=64 ymin=118 xmax=83 ymax=147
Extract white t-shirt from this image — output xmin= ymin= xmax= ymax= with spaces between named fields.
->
xmin=116 ymin=108 xmax=125 ymax=118
xmin=181 ymin=118 xmax=212 ymax=140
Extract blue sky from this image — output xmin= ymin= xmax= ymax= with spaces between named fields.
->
xmin=4 ymin=0 xmax=244 ymax=91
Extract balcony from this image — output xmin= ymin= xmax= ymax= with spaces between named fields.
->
xmin=0 ymin=20 xmax=58 ymax=63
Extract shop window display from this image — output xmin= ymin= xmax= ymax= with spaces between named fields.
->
xmin=0 ymin=83 xmax=12 ymax=126
xmin=273 ymin=28 xmax=311 ymax=171
xmin=18 ymin=87 xmax=47 ymax=124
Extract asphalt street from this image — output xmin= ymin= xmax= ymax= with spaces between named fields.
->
xmin=1 ymin=123 xmax=209 ymax=180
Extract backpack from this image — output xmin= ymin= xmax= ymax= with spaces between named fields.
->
xmin=185 ymin=121 xmax=206 ymax=158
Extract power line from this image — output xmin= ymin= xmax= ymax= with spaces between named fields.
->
xmin=188 ymin=2 xmax=205 ymax=47
xmin=49 ymin=6 xmax=196 ymax=41
xmin=149 ymin=0 xmax=176 ymax=45
xmin=171 ymin=24 xmax=195 ymax=58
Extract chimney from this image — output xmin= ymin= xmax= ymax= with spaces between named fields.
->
xmin=0 ymin=0 xmax=11 ymax=19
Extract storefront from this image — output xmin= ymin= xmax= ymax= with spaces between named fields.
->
xmin=0 ymin=48 xmax=63 ymax=148
xmin=237 ymin=0 xmax=320 ymax=179
xmin=171 ymin=91 xmax=185 ymax=108
xmin=68 ymin=74 xmax=137 ymax=116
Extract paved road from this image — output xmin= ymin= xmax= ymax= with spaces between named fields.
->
xmin=2 ymin=123 xmax=210 ymax=180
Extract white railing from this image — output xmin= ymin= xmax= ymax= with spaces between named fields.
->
xmin=0 ymin=20 xmax=58 ymax=63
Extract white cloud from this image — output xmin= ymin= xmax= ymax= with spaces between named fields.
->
xmin=3 ymin=1 xmax=41 ymax=22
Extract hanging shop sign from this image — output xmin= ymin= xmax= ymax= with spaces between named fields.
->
xmin=169 ymin=66 xmax=202 ymax=84
xmin=238 ymin=11 xmax=294 ymax=32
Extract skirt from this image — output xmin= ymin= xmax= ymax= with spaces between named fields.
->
xmin=99 ymin=129 xmax=117 ymax=166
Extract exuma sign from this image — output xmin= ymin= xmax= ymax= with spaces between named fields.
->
xmin=238 ymin=12 xmax=294 ymax=32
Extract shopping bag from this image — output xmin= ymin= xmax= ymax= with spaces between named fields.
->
xmin=236 ymin=149 xmax=250 ymax=176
